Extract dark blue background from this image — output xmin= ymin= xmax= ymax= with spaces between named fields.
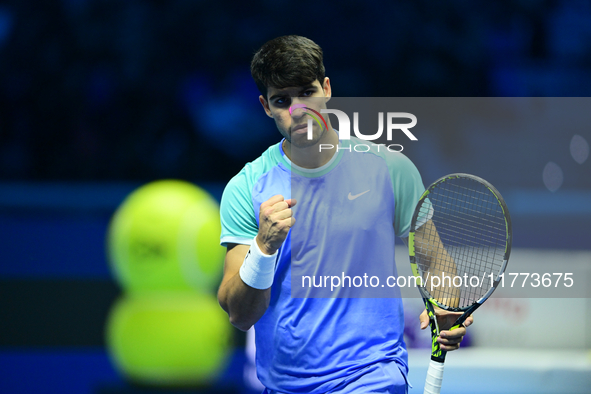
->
xmin=1 ymin=1 xmax=590 ymax=393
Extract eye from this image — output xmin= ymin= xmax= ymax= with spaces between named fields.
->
xmin=274 ymin=97 xmax=290 ymax=107
xmin=302 ymin=90 xmax=314 ymax=97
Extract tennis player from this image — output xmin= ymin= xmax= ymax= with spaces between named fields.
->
xmin=217 ymin=35 xmax=473 ymax=394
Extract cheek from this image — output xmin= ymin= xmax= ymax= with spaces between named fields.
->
xmin=274 ymin=113 xmax=291 ymax=128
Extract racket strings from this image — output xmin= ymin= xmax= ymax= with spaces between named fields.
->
xmin=420 ymin=192 xmax=504 ymax=305
xmin=428 ymin=200 xmax=507 ymax=235
xmin=414 ymin=178 xmax=507 ymax=308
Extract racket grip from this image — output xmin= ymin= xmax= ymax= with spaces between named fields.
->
xmin=423 ymin=359 xmax=445 ymax=394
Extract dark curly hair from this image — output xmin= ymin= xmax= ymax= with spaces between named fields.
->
xmin=251 ymin=35 xmax=326 ymax=99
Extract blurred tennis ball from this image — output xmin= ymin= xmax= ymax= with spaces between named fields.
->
xmin=106 ymin=292 xmax=232 ymax=386
xmin=107 ymin=180 xmax=224 ymax=294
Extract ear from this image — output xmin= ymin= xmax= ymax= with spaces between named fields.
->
xmin=259 ymin=95 xmax=273 ymax=118
xmin=323 ymin=77 xmax=332 ymax=103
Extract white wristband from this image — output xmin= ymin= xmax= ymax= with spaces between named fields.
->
xmin=239 ymin=238 xmax=278 ymax=290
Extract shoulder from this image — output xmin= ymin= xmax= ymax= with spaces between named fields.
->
xmin=224 ymin=142 xmax=284 ymax=195
xmin=346 ymin=137 xmax=418 ymax=173
xmin=220 ymin=143 xmax=284 ymax=245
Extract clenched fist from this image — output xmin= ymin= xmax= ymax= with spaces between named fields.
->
xmin=256 ymin=195 xmax=297 ymax=255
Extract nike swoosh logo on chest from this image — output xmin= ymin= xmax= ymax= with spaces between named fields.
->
xmin=348 ymin=190 xmax=370 ymax=200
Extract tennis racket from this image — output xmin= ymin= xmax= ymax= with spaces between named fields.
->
xmin=408 ymin=173 xmax=512 ymax=394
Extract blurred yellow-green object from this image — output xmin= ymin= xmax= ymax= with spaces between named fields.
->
xmin=107 ymin=180 xmax=224 ymax=294
xmin=106 ymin=292 xmax=232 ymax=386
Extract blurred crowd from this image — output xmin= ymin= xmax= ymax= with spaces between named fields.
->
xmin=0 ymin=0 xmax=590 ymax=182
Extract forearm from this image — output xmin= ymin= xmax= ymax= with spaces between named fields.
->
xmin=218 ymin=196 xmax=295 ymax=331
xmin=424 ymin=254 xmax=460 ymax=307
xmin=415 ymin=220 xmax=460 ymax=306
xmin=218 ymin=273 xmax=271 ymax=331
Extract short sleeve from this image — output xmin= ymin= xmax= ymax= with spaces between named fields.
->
xmin=386 ymin=153 xmax=426 ymax=238
xmin=220 ymin=171 xmax=259 ymax=247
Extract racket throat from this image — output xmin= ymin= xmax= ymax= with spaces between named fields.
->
xmin=429 ymin=319 xmax=448 ymax=363
xmin=427 ymin=304 xmax=448 ymax=363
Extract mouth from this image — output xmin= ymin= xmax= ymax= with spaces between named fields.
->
xmin=292 ymin=123 xmax=308 ymax=134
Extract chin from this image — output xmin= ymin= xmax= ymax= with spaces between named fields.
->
xmin=290 ymin=133 xmax=322 ymax=149
xmin=291 ymin=128 xmax=325 ymax=148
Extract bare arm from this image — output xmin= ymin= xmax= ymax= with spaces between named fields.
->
xmin=217 ymin=195 xmax=296 ymax=331
xmin=405 ymin=220 xmax=473 ymax=351
xmin=217 ymin=243 xmax=271 ymax=332
xmin=414 ymin=219 xmax=460 ymax=307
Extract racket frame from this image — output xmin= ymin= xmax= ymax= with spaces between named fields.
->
xmin=408 ymin=173 xmax=512 ymax=366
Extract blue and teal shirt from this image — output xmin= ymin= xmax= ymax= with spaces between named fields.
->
xmin=220 ymin=136 xmax=425 ymax=393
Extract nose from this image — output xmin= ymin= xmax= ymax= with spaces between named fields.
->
xmin=289 ymin=103 xmax=307 ymax=119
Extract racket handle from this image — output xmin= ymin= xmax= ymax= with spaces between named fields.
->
xmin=423 ymin=359 xmax=445 ymax=394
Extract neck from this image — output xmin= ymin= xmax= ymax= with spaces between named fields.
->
xmin=283 ymin=126 xmax=339 ymax=169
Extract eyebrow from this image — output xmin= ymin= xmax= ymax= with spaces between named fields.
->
xmin=268 ymin=85 xmax=317 ymax=102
